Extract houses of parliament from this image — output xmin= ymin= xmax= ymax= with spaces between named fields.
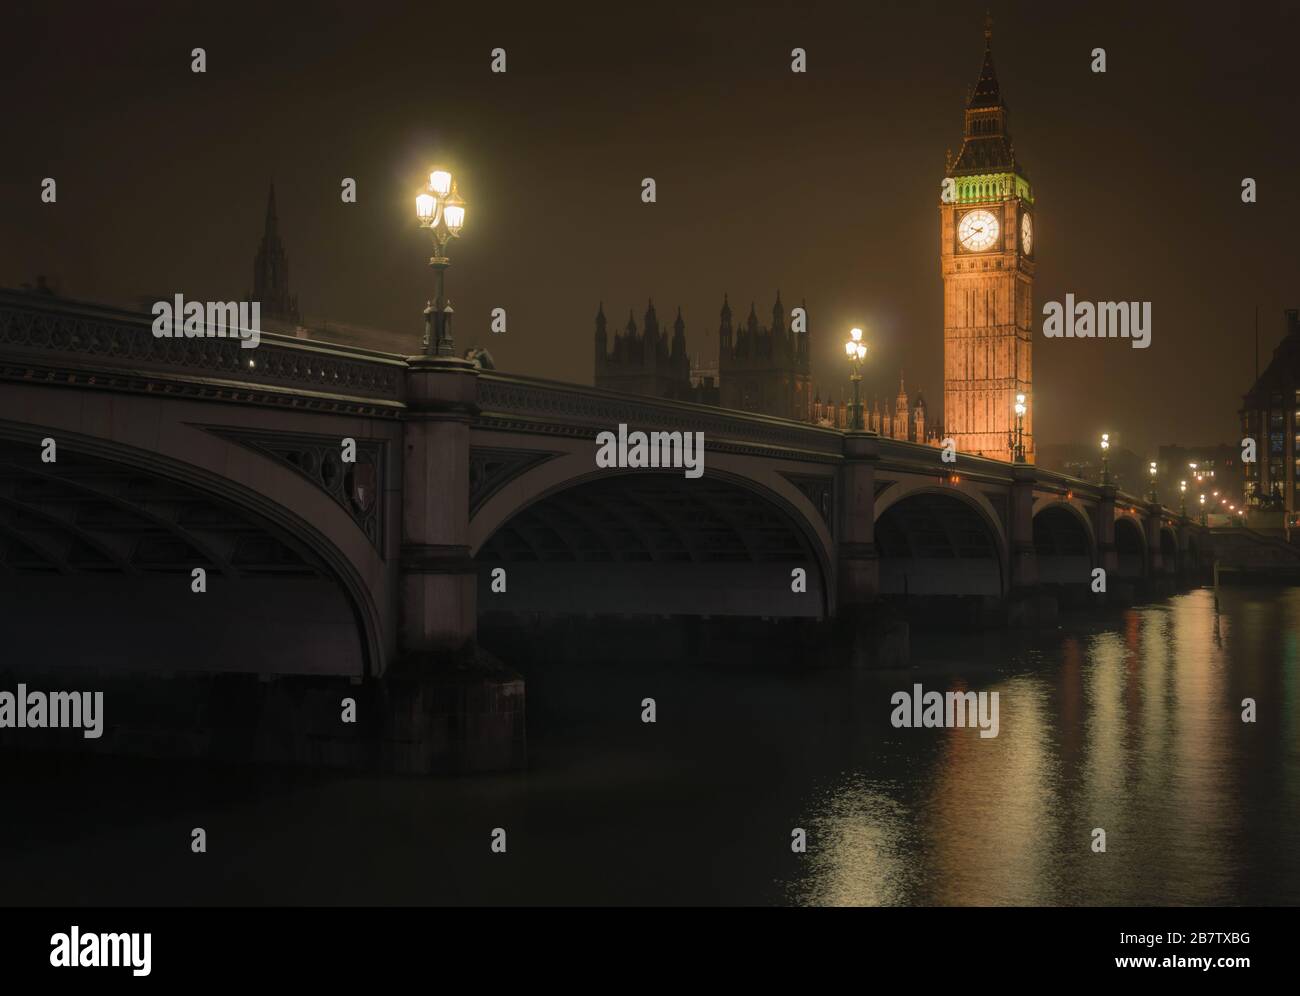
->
xmin=594 ymin=20 xmax=1035 ymax=462
xmin=594 ymin=294 xmax=938 ymax=444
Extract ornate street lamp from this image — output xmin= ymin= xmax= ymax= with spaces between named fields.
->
xmin=1100 ymin=433 xmax=1111 ymax=485
xmin=844 ymin=328 xmax=867 ymax=430
xmin=1179 ymin=479 xmax=1187 ymax=517
xmin=1199 ymin=493 xmax=1207 ymax=526
xmin=1008 ymin=392 xmax=1027 ymax=463
xmin=1148 ymin=461 xmax=1158 ymax=502
xmin=415 ymin=167 xmax=467 ymax=355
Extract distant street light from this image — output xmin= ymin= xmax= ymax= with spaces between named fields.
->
xmin=844 ymin=327 xmax=867 ymax=430
xmin=1179 ymin=479 xmax=1187 ymax=517
xmin=415 ymin=166 xmax=467 ymax=356
xmin=1148 ymin=460 xmax=1158 ymax=502
xmin=1100 ymin=433 xmax=1111 ymax=485
xmin=1199 ymin=493 xmax=1207 ymax=526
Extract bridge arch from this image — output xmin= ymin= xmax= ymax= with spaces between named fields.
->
xmin=1114 ymin=514 xmax=1147 ymax=579
xmin=1033 ymin=500 xmax=1096 ymax=584
xmin=473 ymin=464 xmax=833 ymax=619
xmin=0 ymin=415 xmax=391 ymax=677
xmin=873 ymin=484 xmax=1007 ymax=596
xmin=1160 ymin=525 xmax=1179 ymax=575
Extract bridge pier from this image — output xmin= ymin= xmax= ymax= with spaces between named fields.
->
xmin=833 ymin=432 xmax=908 ymax=666
xmin=390 ymin=356 xmax=524 ymax=772
xmin=400 ymin=356 xmax=480 ymax=653
xmin=837 ymin=432 xmax=881 ymax=607
xmin=1142 ymin=505 xmax=1174 ymax=599
xmin=1006 ymin=467 xmax=1058 ymax=627
xmin=1090 ymin=484 xmax=1136 ymax=604
xmin=1096 ymin=485 xmax=1118 ymax=577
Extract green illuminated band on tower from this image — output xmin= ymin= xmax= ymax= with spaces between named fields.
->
xmin=953 ymin=172 xmax=1033 ymax=205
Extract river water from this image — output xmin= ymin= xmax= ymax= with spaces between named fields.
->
xmin=2 ymin=586 xmax=1297 ymax=905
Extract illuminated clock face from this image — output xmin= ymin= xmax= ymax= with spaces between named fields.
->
xmin=958 ymin=209 xmax=1000 ymax=252
xmin=1021 ymin=213 xmax=1033 ymax=255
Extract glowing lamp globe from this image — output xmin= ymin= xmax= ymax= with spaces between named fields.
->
xmin=444 ymin=199 xmax=466 ymax=235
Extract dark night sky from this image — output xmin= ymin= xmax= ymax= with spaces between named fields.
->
xmin=3 ymin=0 xmax=1297 ymax=456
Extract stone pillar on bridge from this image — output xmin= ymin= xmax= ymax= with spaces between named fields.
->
xmin=400 ymin=355 xmax=481 ymax=656
xmin=1005 ymin=465 xmax=1058 ymax=626
xmin=1009 ymin=465 xmax=1038 ymax=590
xmin=836 ymin=432 xmax=880 ymax=608
xmin=1144 ymin=505 xmax=1164 ymax=576
xmin=1096 ymin=485 xmax=1118 ymax=576
xmin=833 ymin=431 xmax=907 ymax=666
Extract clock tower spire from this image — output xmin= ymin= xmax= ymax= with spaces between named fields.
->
xmin=940 ymin=18 xmax=1035 ymax=462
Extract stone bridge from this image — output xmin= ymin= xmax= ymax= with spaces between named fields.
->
xmin=0 ymin=290 xmax=1209 ymax=683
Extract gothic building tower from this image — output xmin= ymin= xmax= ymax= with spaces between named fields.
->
xmin=252 ymin=184 xmax=300 ymax=325
xmin=717 ymin=292 xmax=811 ymax=421
xmin=940 ymin=18 xmax=1034 ymax=462
xmin=595 ymin=294 xmax=804 ymax=413
xmin=594 ymin=300 xmax=699 ymax=401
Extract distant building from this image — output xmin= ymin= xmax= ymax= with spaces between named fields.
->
xmin=1240 ymin=308 xmax=1300 ymax=518
xmin=812 ymin=374 xmax=940 ymax=445
xmin=593 ymin=300 xmax=700 ymax=403
xmin=239 ymin=185 xmax=424 ymax=353
xmin=1156 ymin=444 xmax=1243 ymax=509
xmin=717 ymin=293 xmax=811 ymax=421
xmin=594 ymin=294 xmax=809 ymax=416
xmin=249 ymin=184 xmax=300 ymax=325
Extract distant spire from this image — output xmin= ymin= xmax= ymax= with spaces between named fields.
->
xmin=264 ymin=182 xmax=278 ymax=236
xmin=985 ymin=10 xmax=993 ymax=46
xmin=721 ymin=292 xmax=731 ymax=317
xmin=253 ymin=181 xmax=298 ymax=323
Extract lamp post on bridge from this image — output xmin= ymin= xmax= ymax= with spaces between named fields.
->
xmin=1007 ymin=392 xmax=1027 ymax=463
xmin=1148 ymin=461 xmax=1158 ymax=503
xmin=1179 ymin=479 xmax=1187 ymax=517
xmin=1100 ymin=433 xmax=1111 ymax=485
xmin=1199 ymin=493 xmax=1207 ymax=527
xmin=844 ymin=327 xmax=867 ymax=430
xmin=415 ymin=167 xmax=467 ymax=356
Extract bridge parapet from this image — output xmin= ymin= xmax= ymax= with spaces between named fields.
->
xmin=0 ymin=290 xmax=406 ymax=417
xmin=476 ymin=371 xmax=844 ymax=461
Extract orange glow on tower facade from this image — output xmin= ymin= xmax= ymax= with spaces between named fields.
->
xmin=940 ymin=20 xmax=1035 ymax=463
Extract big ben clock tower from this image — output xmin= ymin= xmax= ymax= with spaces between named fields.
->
xmin=941 ymin=17 xmax=1034 ymax=462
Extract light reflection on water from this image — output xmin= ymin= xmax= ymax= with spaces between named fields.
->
xmin=784 ymin=588 xmax=1299 ymax=905
xmin=1 ymin=587 xmax=1297 ymax=905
